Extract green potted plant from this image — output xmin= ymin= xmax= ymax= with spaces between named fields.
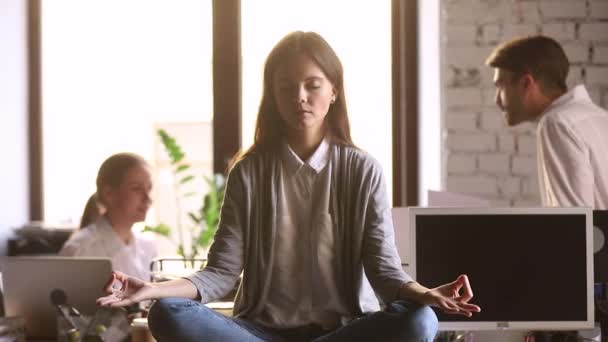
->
xmin=144 ymin=128 xmax=225 ymax=268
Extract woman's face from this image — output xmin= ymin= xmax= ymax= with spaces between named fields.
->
xmin=104 ymin=164 xmax=152 ymax=225
xmin=273 ymin=53 xmax=337 ymax=137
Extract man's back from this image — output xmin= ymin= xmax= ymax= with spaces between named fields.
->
xmin=537 ymin=84 xmax=608 ymax=209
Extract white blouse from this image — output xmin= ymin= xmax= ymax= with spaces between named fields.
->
xmin=59 ymin=216 xmax=158 ymax=281
xmin=256 ymin=138 xmax=350 ymax=329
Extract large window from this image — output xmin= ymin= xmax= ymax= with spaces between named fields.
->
xmin=241 ymin=1 xmax=394 ymax=200
xmin=33 ymin=1 xmax=425 ymax=229
xmin=41 ymin=1 xmax=213 ymax=226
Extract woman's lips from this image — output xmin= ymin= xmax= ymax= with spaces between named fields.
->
xmin=296 ymin=109 xmax=311 ymax=116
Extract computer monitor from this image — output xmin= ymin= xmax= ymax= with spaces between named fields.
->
xmin=0 ymin=256 xmax=112 ymax=339
xmin=408 ymin=207 xmax=594 ymax=331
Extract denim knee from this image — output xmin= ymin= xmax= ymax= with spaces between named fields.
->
xmin=148 ymin=298 xmax=202 ymax=340
xmin=388 ymin=301 xmax=439 ymax=341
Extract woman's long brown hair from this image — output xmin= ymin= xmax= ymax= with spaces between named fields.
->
xmin=235 ymin=31 xmax=354 ymax=165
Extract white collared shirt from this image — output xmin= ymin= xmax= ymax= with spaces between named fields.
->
xmin=59 ymin=216 xmax=158 ymax=281
xmin=257 ymin=137 xmax=349 ymax=329
xmin=537 ymin=84 xmax=608 ymax=209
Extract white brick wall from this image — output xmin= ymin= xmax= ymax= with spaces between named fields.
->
xmin=539 ymin=1 xmax=587 ymax=19
xmin=447 ymin=175 xmax=498 ymax=195
xmin=447 ymin=46 xmax=495 ymax=68
xmin=479 ymin=154 xmax=510 ymax=173
xmin=586 ymin=66 xmax=608 ymax=87
xmin=542 ymin=23 xmax=576 ymax=41
xmin=480 ymin=111 xmax=505 ymax=131
xmin=513 ymin=198 xmax=542 ymax=207
xmin=580 ymin=23 xmax=608 ymax=41
xmin=481 ymin=24 xmax=501 ymax=44
xmin=562 ymin=42 xmax=590 ymax=63
xmin=590 ymin=1 xmax=608 ymax=19
xmin=498 ymin=134 xmax=516 ymax=153
xmin=497 ymin=177 xmax=521 ymax=198
xmin=594 ymin=45 xmax=608 ymax=64
xmin=512 ymin=156 xmax=537 ymax=176
xmin=589 ymin=87 xmax=603 ymax=106
xmin=445 ymin=111 xmax=478 ymax=131
xmin=446 ymin=88 xmax=483 ymax=108
xmin=448 ymin=133 xmax=497 ymax=152
xmin=479 ymin=64 xmax=496 ymax=86
xmin=447 ymin=25 xmax=478 ymax=45
xmin=509 ymin=2 xmax=541 ymax=23
xmin=445 ymin=0 xmax=481 ymax=24
xmin=516 ymin=135 xmax=536 ymax=155
xmin=482 ymin=88 xmax=497 ymax=106
xmin=443 ymin=0 xmax=608 ymax=207
xmin=522 ymin=176 xmax=540 ymax=197
xmin=567 ymin=66 xmax=584 ymax=87
xmin=447 ymin=154 xmax=476 ymax=174
xmin=502 ymin=24 xmax=539 ymax=39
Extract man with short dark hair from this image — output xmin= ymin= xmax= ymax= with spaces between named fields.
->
xmin=486 ymin=35 xmax=608 ymax=209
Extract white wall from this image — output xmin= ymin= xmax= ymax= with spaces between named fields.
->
xmin=0 ymin=0 xmax=29 ymax=255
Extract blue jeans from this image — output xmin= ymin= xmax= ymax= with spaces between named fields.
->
xmin=148 ymin=298 xmax=438 ymax=342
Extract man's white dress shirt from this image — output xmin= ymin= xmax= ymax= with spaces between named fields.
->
xmin=537 ymin=84 xmax=608 ymax=209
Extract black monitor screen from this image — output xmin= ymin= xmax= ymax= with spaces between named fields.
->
xmin=415 ymin=213 xmax=588 ymax=322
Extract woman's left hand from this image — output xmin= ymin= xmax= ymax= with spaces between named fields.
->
xmin=420 ymin=274 xmax=481 ymax=317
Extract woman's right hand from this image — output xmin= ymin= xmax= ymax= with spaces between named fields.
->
xmin=96 ymin=270 xmax=156 ymax=307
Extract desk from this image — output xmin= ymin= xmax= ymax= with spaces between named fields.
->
xmin=206 ymin=301 xmax=234 ymax=317
xmin=131 ymin=318 xmax=156 ymax=342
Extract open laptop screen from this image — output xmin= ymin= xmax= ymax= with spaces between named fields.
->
xmin=0 ymin=256 xmax=112 ymax=339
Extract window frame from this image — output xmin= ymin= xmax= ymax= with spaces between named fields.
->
xmin=26 ymin=0 xmax=419 ymax=221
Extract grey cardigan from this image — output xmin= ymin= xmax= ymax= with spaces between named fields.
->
xmin=186 ymin=144 xmax=411 ymax=320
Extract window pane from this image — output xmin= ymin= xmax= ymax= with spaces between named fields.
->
xmin=241 ymin=1 xmax=393 ymax=201
xmin=41 ymin=1 xmax=213 ymax=230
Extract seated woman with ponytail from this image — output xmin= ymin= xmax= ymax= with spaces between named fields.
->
xmin=60 ymin=152 xmax=158 ymax=282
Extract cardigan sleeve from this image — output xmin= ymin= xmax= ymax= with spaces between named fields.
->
xmin=185 ymin=163 xmax=246 ymax=303
xmin=359 ymin=156 xmax=413 ymax=304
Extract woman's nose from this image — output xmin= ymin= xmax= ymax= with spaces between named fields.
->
xmin=295 ymin=86 xmax=306 ymax=103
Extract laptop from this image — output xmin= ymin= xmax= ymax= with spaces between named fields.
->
xmin=0 ymin=256 xmax=112 ymax=339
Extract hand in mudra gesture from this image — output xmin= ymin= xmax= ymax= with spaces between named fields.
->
xmin=96 ymin=271 xmax=155 ymax=308
xmin=421 ymin=274 xmax=481 ymax=317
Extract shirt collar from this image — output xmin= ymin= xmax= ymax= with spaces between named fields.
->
xmin=281 ymin=137 xmax=331 ymax=175
xmin=97 ymin=215 xmax=135 ymax=249
xmin=542 ymin=84 xmax=590 ymax=117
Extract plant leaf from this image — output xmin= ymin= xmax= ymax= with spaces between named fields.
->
xmin=158 ymin=129 xmax=185 ymax=164
xmin=177 ymin=244 xmax=185 ymax=259
xmin=188 ymin=212 xmax=201 ymax=224
xmin=180 ymin=175 xmax=195 ymax=184
xmin=175 ymin=164 xmax=191 ymax=173
xmin=143 ymin=223 xmax=171 ymax=237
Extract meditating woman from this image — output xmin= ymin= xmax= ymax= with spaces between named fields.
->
xmin=97 ymin=32 xmax=480 ymax=342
